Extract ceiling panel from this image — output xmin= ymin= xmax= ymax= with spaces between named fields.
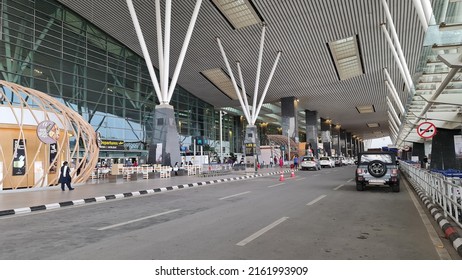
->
xmin=56 ymin=0 xmax=425 ymax=140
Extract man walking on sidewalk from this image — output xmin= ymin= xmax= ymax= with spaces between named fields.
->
xmin=59 ymin=161 xmax=74 ymax=191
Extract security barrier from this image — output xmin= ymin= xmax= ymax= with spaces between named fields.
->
xmin=400 ymin=161 xmax=462 ymax=228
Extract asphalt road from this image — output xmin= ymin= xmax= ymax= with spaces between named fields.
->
xmin=0 ymin=166 xmax=445 ymax=259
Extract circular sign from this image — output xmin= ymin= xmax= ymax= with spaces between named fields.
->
xmin=417 ymin=122 xmax=437 ymax=139
xmin=36 ymin=120 xmax=59 ymax=144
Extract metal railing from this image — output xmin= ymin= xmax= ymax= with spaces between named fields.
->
xmin=400 ymin=161 xmax=462 ymax=228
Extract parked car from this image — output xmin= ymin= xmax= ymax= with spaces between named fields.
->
xmin=319 ymin=156 xmax=335 ymax=168
xmin=355 ymin=151 xmax=400 ymax=192
xmin=300 ymin=156 xmax=321 ymax=171
xmin=333 ymin=156 xmax=346 ymax=166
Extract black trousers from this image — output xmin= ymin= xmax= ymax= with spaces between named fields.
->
xmin=61 ymin=181 xmax=72 ymax=190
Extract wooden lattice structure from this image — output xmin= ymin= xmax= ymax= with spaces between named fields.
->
xmin=0 ymin=80 xmax=99 ymax=189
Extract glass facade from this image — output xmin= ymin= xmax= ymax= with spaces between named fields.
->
xmin=0 ymin=0 xmax=237 ymax=158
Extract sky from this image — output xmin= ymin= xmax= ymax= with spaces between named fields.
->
xmin=364 ymin=136 xmax=393 ymax=150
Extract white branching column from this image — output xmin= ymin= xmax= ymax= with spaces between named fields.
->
xmin=217 ymin=24 xmax=282 ymax=172
xmin=126 ymin=0 xmax=202 ymax=166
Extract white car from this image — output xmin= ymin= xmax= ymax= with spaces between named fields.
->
xmin=300 ymin=156 xmax=321 ymax=171
xmin=319 ymin=156 xmax=335 ymax=168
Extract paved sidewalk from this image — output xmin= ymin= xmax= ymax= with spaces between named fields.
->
xmin=0 ymin=167 xmax=291 ymax=215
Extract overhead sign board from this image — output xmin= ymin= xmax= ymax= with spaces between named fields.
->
xmin=100 ymin=139 xmax=125 ymax=150
xmin=417 ymin=122 xmax=437 ymax=139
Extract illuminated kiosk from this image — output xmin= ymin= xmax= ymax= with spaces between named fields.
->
xmin=244 ymin=125 xmax=260 ymax=174
xmin=0 ymin=81 xmax=99 ymax=190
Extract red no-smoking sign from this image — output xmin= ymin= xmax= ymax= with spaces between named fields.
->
xmin=417 ymin=122 xmax=437 ymax=139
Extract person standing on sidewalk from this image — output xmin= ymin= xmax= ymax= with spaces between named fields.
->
xmin=59 ymin=161 xmax=74 ymax=191
xmin=293 ymin=155 xmax=299 ymax=170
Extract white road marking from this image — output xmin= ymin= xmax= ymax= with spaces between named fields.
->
xmin=97 ymin=209 xmax=181 ymax=231
xmin=306 ymin=195 xmax=327 ymax=206
xmin=347 ymin=178 xmax=354 ymax=182
xmin=267 ymin=183 xmax=285 ymax=188
xmin=313 ymin=174 xmax=320 ymax=177
xmin=236 ymin=217 xmax=289 ymax=246
xmin=334 ymin=184 xmax=344 ymax=191
xmin=219 ymin=191 xmax=251 ymax=200
xmin=294 ymin=178 xmax=304 ymax=181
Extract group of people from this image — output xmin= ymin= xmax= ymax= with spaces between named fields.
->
xmin=272 ymin=155 xmax=299 ymax=169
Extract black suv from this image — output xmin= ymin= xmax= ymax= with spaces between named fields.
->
xmin=355 ymin=152 xmax=400 ymax=192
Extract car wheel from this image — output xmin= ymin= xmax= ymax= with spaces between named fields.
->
xmin=391 ymin=183 xmax=400 ymax=192
xmin=367 ymin=160 xmax=387 ymax=178
xmin=356 ymin=182 xmax=365 ymax=191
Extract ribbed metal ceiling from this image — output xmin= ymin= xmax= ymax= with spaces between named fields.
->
xmin=56 ymin=0 xmax=425 ymax=140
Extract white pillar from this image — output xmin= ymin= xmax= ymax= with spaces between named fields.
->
xmin=216 ymin=37 xmax=252 ymax=123
xmin=381 ymin=0 xmax=414 ymax=90
xmin=237 ymin=62 xmax=251 ymax=119
xmin=287 ymin=129 xmax=290 ymax=162
xmin=162 ymin=0 xmax=172 ymax=103
xmin=380 ymin=24 xmax=412 ymax=92
xmin=156 ymin=0 xmax=164 ymax=98
xmin=252 ymin=25 xmax=266 ymax=123
xmin=421 ymin=0 xmax=436 ymax=25
xmin=383 ymin=68 xmax=406 ymax=115
xmin=387 ymin=97 xmax=402 ymax=127
xmin=253 ymin=51 xmax=282 ymax=124
xmin=219 ymin=110 xmax=223 ymax=164
xmin=126 ymin=0 xmax=162 ymax=102
xmin=167 ymin=0 xmax=203 ymax=102
xmin=412 ymin=0 xmax=428 ymax=30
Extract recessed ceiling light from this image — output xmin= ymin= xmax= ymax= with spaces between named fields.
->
xmin=211 ymin=0 xmax=263 ymax=29
xmin=327 ymin=35 xmax=365 ymax=80
xmin=201 ymin=68 xmax=242 ymax=100
xmin=356 ymin=105 xmax=376 ymax=114
xmin=367 ymin=123 xmax=380 ymax=128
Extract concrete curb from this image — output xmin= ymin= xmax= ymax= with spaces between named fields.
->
xmin=408 ymin=179 xmax=462 ymax=257
xmin=0 ymin=170 xmax=292 ymax=217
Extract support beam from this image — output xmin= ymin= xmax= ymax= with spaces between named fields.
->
xmin=387 ymin=96 xmax=402 ymax=127
xmin=253 ymin=51 xmax=282 ymax=124
xmin=167 ymin=0 xmax=202 ymax=102
xmin=252 ymin=24 xmax=266 ymax=123
xmin=156 ymin=0 xmax=164 ymax=98
xmin=383 ymin=68 xmax=406 ymax=115
xmin=381 ymin=0 xmax=414 ymax=90
xmin=162 ymin=0 xmax=172 ymax=102
xmin=380 ymin=24 xmax=412 ymax=92
xmin=236 ymin=62 xmax=251 ymax=119
xmin=421 ymin=0 xmax=436 ymax=26
xmin=126 ymin=0 xmax=163 ymax=103
xmin=412 ymin=0 xmax=428 ymax=30
xmin=217 ymin=37 xmax=252 ymax=124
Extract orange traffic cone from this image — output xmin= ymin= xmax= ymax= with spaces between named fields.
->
xmin=279 ymin=172 xmax=285 ymax=181
xmin=291 ymin=170 xmax=295 ymax=178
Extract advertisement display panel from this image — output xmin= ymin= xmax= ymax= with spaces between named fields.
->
xmin=49 ymin=143 xmax=58 ymax=174
xmin=12 ymin=139 xmax=26 ymax=176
